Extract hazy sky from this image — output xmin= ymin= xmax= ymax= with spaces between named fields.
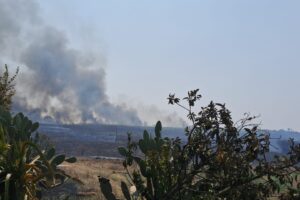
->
xmin=6 ymin=1 xmax=300 ymax=130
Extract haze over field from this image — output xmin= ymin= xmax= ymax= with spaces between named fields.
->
xmin=0 ymin=0 xmax=299 ymax=131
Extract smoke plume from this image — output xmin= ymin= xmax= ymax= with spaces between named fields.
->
xmin=0 ymin=0 xmax=142 ymax=125
xmin=0 ymin=0 xmax=187 ymax=127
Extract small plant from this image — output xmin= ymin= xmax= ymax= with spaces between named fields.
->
xmin=0 ymin=65 xmax=19 ymax=111
xmin=101 ymin=89 xmax=300 ymax=200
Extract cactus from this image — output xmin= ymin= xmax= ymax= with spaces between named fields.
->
xmin=111 ymin=121 xmax=180 ymax=200
xmin=0 ymin=107 xmax=77 ymax=199
xmin=103 ymin=89 xmax=300 ymax=199
xmin=99 ymin=177 xmax=117 ymax=200
xmin=98 ymin=176 xmax=133 ymax=200
xmin=121 ymin=181 xmax=131 ymax=200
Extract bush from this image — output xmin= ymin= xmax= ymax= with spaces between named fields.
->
xmin=0 ymin=65 xmax=18 ymax=111
xmin=0 ymin=107 xmax=77 ymax=200
xmin=101 ymin=89 xmax=300 ymax=200
xmin=0 ymin=65 xmax=77 ymax=200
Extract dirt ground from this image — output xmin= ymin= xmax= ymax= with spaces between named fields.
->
xmin=42 ymin=157 xmax=129 ymax=200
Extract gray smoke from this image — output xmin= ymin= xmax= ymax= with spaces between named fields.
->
xmin=0 ymin=0 xmax=142 ymax=125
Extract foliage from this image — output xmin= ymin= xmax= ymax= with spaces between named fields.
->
xmin=33 ymin=133 xmax=54 ymax=156
xmin=0 ymin=65 xmax=19 ymax=111
xmin=101 ymin=89 xmax=300 ymax=200
xmin=0 ymin=105 xmax=77 ymax=200
xmin=0 ymin=64 xmax=77 ymax=199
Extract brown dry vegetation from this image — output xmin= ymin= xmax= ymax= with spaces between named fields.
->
xmin=42 ymin=157 xmax=128 ymax=200
xmin=41 ymin=158 xmax=295 ymax=200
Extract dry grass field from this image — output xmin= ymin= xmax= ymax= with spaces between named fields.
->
xmin=40 ymin=157 xmax=298 ymax=200
xmin=42 ymin=157 xmax=129 ymax=200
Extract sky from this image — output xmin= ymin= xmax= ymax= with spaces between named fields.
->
xmin=1 ymin=0 xmax=300 ymax=130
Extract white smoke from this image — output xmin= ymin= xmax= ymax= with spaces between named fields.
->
xmin=0 ymin=0 xmax=142 ymax=125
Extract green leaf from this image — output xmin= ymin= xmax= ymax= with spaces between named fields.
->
xmin=51 ymin=154 xmax=65 ymax=166
xmin=133 ymin=157 xmax=148 ymax=177
xmin=121 ymin=181 xmax=131 ymax=200
xmin=143 ymin=130 xmax=150 ymax=141
xmin=139 ymin=130 xmax=152 ymax=154
xmin=99 ymin=177 xmax=117 ymax=200
xmin=46 ymin=147 xmax=56 ymax=160
xmin=65 ymin=157 xmax=77 ymax=163
xmin=155 ymin=121 xmax=162 ymax=139
xmin=139 ymin=140 xmax=147 ymax=154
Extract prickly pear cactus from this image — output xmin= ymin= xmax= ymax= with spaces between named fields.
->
xmin=114 ymin=121 xmax=183 ymax=200
xmin=0 ymin=107 xmax=77 ymax=200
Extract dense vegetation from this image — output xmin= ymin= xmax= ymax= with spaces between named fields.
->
xmin=101 ymin=90 xmax=300 ymax=200
xmin=0 ymin=66 xmax=76 ymax=200
xmin=2 ymin=65 xmax=300 ymax=199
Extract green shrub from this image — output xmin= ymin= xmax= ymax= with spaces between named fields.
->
xmin=0 ymin=65 xmax=18 ymax=111
xmin=0 ymin=64 xmax=77 ymax=200
xmin=101 ymin=89 xmax=300 ymax=200
xmin=0 ymin=108 xmax=77 ymax=200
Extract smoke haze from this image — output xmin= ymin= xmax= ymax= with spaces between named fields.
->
xmin=0 ymin=0 xmax=186 ymax=127
xmin=0 ymin=0 xmax=142 ymax=125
